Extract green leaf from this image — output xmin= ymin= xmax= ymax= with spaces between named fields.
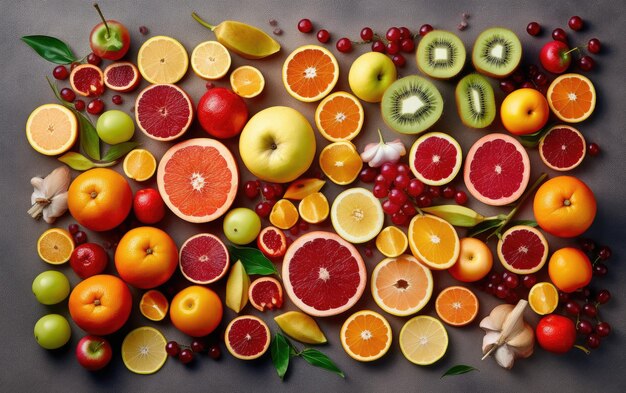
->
xmin=227 ymin=245 xmax=278 ymax=276
xmin=441 ymin=364 xmax=479 ymax=378
xmin=76 ymin=112 xmax=101 ymax=161
xmin=270 ymin=333 xmax=291 ymax=380
xmin=21 ymin=35 xmax=77 ymax=64
xmin=299 ymin=348 xmax=344 ymax=378
xmin=519 ymin=124 xmax=551 ymax=148
xmin=467 ymin=219 xmax=503 ymax=238
xmin=101 ymin=141 xmax=139 ymax=162
xmin=509 ymin=219 xmax=538 ymax=227
xmin=58 ymin=152 xmax=95 ymax=171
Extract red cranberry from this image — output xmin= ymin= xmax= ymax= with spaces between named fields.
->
xmin=298 ymin=19 xmax=313 ymax=33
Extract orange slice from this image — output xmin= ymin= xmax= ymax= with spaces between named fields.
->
xmin=375 ymin=226 xmax=408 ymax=258
xmin=547 ymin=73 xmax=596 ymax=123
xmin=340 ymin=310 xmax=392 ymax=362
xmin=123 ymin=148 xmax=157 ymax=182
xmin=26 ymin=104 xmax=78 ymax=156
xmin=528 ymin=282 xmax=559 ymax=315
xmin=230 ymin=66 xmax=265 ymax=98
xmin=269 ymin=199 xmax=299 ymax=229
xmin=282 ymin=45 xmax=339 ymax=102
xmin=435 ymin=286 xmax=479 ymax=327
xmin=37 ymin=228 xmax=74 ymax=265
xmin=319 ymin=141 xmax=363 ymax=185
xmin=298 ymin=192 xmax=329 ymax=224
xmin=139 ymin=290 xmax=169 ymax=322
xmin=137 ymin=35 xmax=189 ymax=84
xmin=315 ymin=91 xmax=364 ymax=141
xmin=408 ymin=214 xmax=460 ymax=270
xmin=191 ymin=41 xmax=231 ymax=80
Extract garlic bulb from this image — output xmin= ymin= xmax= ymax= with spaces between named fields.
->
xmin=28 ymin=166 xmax=71 ymax=224
xmin=480 ymin=300 xmax=534 ymax=369
xmin=360 ymin=129 xmax=406 ymax=167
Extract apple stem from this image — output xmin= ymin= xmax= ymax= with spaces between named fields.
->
xmin=192 ymin=12 xmax=216 ymax=31
xmin=93 ymin=3 xmax=110 ymax=39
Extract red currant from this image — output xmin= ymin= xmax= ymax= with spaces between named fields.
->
xmin=520 ymin=81 xmax=535 ymax=89
xmin=534 ymin=72 xmax=548 ymax=86
xmin=208 ymin=344 xmax=221 ymax=359
xmin=391 ymin=211 xmax=408 ymax=226
xmin=386 ymin=41 xmax=400 ymax=55
xmin=53 ymin=65 xmax=69 ymax=80
xmin=394 ymin=174 xmax=410 ymax=190
xmin=74 ymin=231 xmax=88 ymax=245
xmin=380 ymin=162 xmax=398 ymax=181
xmin=595 ymin=322 xmax=611 ymax=338
xmin=298 ymin=18 xmax=313 ymax=33
xmin=593 ymin=263 xmax=608 ymax=276
xmin=392 ymin=54 xmax=406 ymax=67
xmin=68 ymin=223 xmax=79 ymax=235
xmin=139 ymin=25 xmax=149 ymax=35
xmin=442 ymin=186 xmax=456 ymax=199
xmin=582 ymin=303 xmax=597 ymax=318
xmin=272 ymin=183 xmax=283 ymax=198
xmin=488 ymin=272 xmax=502 ymax=284
xmin=371 ymin=40 xmax=386 ymax=53
xmin=382 ymin=199 xmax=401 ymax=215
xmin=112 ymin=95 xmax=123 ymax=105
xmin=178 ymin=348 xmax=194 ymax=364
xmin=577 ymin=319 xmax=593 ymax=335
xmin=74 ymin=100 xmax=85 ymax=111
xmin=60 ymin=88 xmax=76 ymax=103
xmin=360 ymin=27 xmax=374 ymax=42
xmin=500 ymin=80 xmax=516 ymax=94
xmin=165 ymin=341 xmax=180 ymax=357
xmin=317 ymin=29 xmax=330 ymax=43
xmin=454 ymin=190 xmax=468 ymax=205
xmin=587 ymin=38 xmax=601 ymax=54
xmin=244 ymin=181 xmax=260 ymax=199
xmin=526 ymin=22 xmax=541 ymax=36
xmin=87 ymin=98 xmax=104 ymax=115
xmin=255 ymin=201 xmax=272 ymax=218
xmin=552 ymin=28 xmax=567 ymax=42
xmin=418 ymin=24 xmax=433 ymax=36
xmin=388 ymin=188 xmax=408 ymax=205
xmin=579 ymin=237 xmax=596 ymax=251
xmin=400 ymin=38 xmax=415 ymax=52
xmin=372 ymin=183 xmax=389 ymax=199
xmin=495 ymin=283 xmax=509 ymax=299
xmin=427 ymin=186 xmax=441 ymax=199
xmin=87 ymin=53 xmax=102 ymax=66
xmin=336 ymin=38 xmax=353 ymax=53
xmin=596 ymin=289 xmax=611 ymax=304
xmin=586 ymin=333 xmax=601 ymax=349
xmin=399 ymin=27 xmax=411 ymax=40
xmin=522 ymin=274 xmax=537 ymax=289
xmin=504 ymin=273 xmax=519 ymax=289
xmin=261 ymin=184 xmax=277 ymax=200
xmin=364 ymin=247 xmax=373 ymax=257
xmin=401 ymin=203 xmax=417 ymax=217
xmin=568 ymin=16 xmax=583 ymax=31
xmin=289 ymin=225 xmax=299 ymax=236
xmin=386 ymin=27 xmax=401 ymax=42
xmin=191 ymin=339 xmax=205 ymax=353
xmin=564 ymin=300 xmax=581 ymax=316
xmin=359 ymin=167 xmax=378 ymax=183
xmin=407 ymin=178 xmax=424 ymax=197
xmin=416 ymin=194 xmax=432 ymax=208
xmin=298 ymin=220 xmax=309 ymax=231
xmin=396 ymin=163 xmax=410 ymax=174
xmin=598 ymin=245 xmax=612 ymax=260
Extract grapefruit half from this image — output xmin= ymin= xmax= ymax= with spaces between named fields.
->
xmin=179 ymin=233 xmax=229 ymax=284
xmin=497 ymin=225 xmax=549 ymax=274
xmin=409 ymin=132 xmax=463 ymax=186
xmin=135 ymin=84 xmax=194 ymax=141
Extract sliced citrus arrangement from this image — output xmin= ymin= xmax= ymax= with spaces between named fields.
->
xmin=282 ymin=44 xmax=339 ymax=102
xmin=224 ymin=315 xmax=271 ymax=360
xmin=269 ymin=199 xmax=299 ymax=229
xmin=497 ymin=225 xmax=549 ymax=274
xmin=123 ymin=148 xmax=157 ymax=182
xmin=528 ymin=282 xmax=559 ymax=315
xmin=315 ymin=91 xmax=364 ymax=142
xmin=137 ymin=35 xmax=189 ymax=84
xmin=371 ymin=254 xmax=433 ymax=317
xmin=139 ymin=290 xmax=169 ymax=322
xmin=230 ymin=65 xmax=265 ymax=98
xmin=191 ymin=40 xmax=231 ymax=80
xmin=331 ymin=187 xmax=384 ymax=244
xmin=375 ymin=226 xmax=408 ymax=258
xmin=179 ymin=233 xmax=229 ymax=284
xmin=399 ymin=315 xmax=448 ymax=365
xmin=298 ymin=192 xmax=329 ymax=224
xmin=26 ymin=104 xmax=77 ymax=156
xmin=409 ymin=132 xmax=463 ymax=186
xmin=121 ymin=326 xmax=168 ymax=374
xmin=319 ymin=141 xmax=363 ymax=185
xmin=435 ymin=286 xmax=479 ymax=327
xmin=37 ymin=228 xmax=74 ymax=264
xmin=408 ymin=214 xmax=460 ymax=270
xmin=340 ymin=310 xmax=392 ymax=362
xmin=547 ymin=73 xmax=596 ymax=123
xmin=539 ymin=125 xmax=586 ymax=171
xmin=135 ymin=84 xmax=194 ymax=141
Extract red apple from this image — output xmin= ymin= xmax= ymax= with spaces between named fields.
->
xmin=70 ymin=243 xmax=108 ymax=279
xmin=197 ymin=87 xmax=248 ymax=139
xmin=133 ymin=188 xmax=166 ymax=224
xmin=448 ymin=238 xmax=493 ymax=282
xmin=89 ymin=4 xmax=130 ymax=61
xmin=539 ymin=41 xmax=572 ymax=74
xmin=76 ymin=335 xmax=113 ymax=371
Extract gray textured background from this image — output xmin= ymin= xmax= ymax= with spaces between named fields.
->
xmin=1 ymin=0 xmax=625 ymax=391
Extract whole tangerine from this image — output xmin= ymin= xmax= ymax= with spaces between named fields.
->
xmin=170 ymin=286 xmax=223 ymax=337
xmin=548 ymin=247 xmax=592 ymax=293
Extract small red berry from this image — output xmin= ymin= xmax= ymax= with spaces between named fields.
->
xmin=418 ymin=24 xmax=433 ymax=36
xmin=360 ymin=27 xmax=374 ymax=42
xmin=298 ymin=19 xmax=313 ymax=33
xmin=336 ymin=38 xmax=353 ymax=53
xmin=317 ymin=29 xmax=330 ymax=43
xmin=568 ymin=16 xmax=584 ymax=31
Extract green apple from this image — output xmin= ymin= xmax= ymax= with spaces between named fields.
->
xmin=239 ymin=106 xmax=315 ymax=183
xmin=223 ymin=208 xmax=261 ymax=245
xmin=32 ymin=270 xmax=70 ymax=305
xmin=348 ymin=52 xmax=397 ymax=103
xmin=96 ymin=110 xmax=135 ymax=145
xmin=34 ymin=314 xmax=72 ymax=350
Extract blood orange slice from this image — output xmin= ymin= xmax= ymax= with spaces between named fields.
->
xmin=70 ymin=64 xmax=104 ymax=97
xmin=224 ymin=315 xmax=270 ymax=360
xmin=409 ymin=132 xmax=463 ymax=186
xmin=179 ymin=233 xmax=229 ymax=284
xmin=282 ymin=45 xmax=339 ymax=102
xmin=547 ymin=73 xmax=596 ymax=123
xmin=435 ymin=286 xmax=479 ymax=327
xmin=157 ymin=138 xmax=238 ymax=223
xmin=463 ymin=133 xmax=530 ymax=206
xmin=497 ymin=225 xmax=549 ymax=274
xmin=539 ymin=125 xmax=586 ymax=171
xmin=103 ymin=62 xmax=141 ymax=92
xmin=248 ymin=277 xmax=283 ymax=311
xmin=257 ymin=226 xmax=287 ymax=258
xmin=135 ymin=84 xmax=194 ymax=141
xmin=282 ymin=231 xmax=366 ymax=317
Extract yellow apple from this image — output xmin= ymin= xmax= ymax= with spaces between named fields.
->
xmin=500 ymin=88 xmax=549 ymax=135
xmin=448 ymin=237 xmax=493 ymax=282
xmin=239 ymin=106 xmax=316 ymax=183
xmin=348 ymin=52 xmax=397 ymax=103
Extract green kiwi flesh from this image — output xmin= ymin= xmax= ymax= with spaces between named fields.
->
xmin=416 ymin=30 xmax=466 ymax=79
xmin=472 ymin=27 xmax=522 ymax=78
xmin=381 ymin=75 xmax=444 ymax=135
xmin=455 ymin=73 xmax=496 ymax=128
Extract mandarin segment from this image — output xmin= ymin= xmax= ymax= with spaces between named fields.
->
xmin=298 ymin=192 xmax=330 ymax=224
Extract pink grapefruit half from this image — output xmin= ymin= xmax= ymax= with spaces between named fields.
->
xmin=103 ymin=62 xmax=141 ymax=92
xmin=248 ymin=277 xmax=283 ymax=312
xmin=463 ymin=133 xmax=530 ymax=206
xmin=135 ymin=84 xmax=194 ymax=141
xmin=497 ymin=225 xmax=549 ymax=274
xmin=539 ymin=125 xmax=586 ymax=171
xmin=179 ymin=233 xmax=229 ymax=284
xmin=282 ymin=231 xmax=366 ymax=317
xmin=157 ymin=138 xmax=238 ymax=223
xmin=224 ymin=315 xmax=271 ymax=360
xmin=409 ymin=132 xmax=463 ymax=186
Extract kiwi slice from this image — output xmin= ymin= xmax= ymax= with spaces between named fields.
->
xmin=381 ymin=75 xmax=443 ymax=135
xmin=416 ymin=30 xmax=466 ymax=79
xmin=455 ymin=73 xmax=496 ymax=129
xmin=472 ymin=27 xmax=522 ymax=78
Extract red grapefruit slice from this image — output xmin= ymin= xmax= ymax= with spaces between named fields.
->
xmin=497 ymin=225 xmax=549 ymax=274
xmin=282 ymin=231 xmax=366 ymax=317
xmin=103 ymin=62 xmax=141 ymax=92
xmin=157 ymin=138 xmax=238 ymax=223
xmin=463 ymin=133 xmax=530 ymax=206
xmin=179 ymin=233 xmax=229 ymax=284
xmin=248 ymin=277 xmax=283 ymax=311
xmin=135 ymin=84 xmax=194 ymax=141
xmin=409 ymin=132 xmax=463 ymax=186
xmin=70 ymin=64 xmax=104 ymax=97
xmin=539 ymin=125 xmax=586 ymax=171
xmin=257 ymin=226 xmax=287 ymax=258
xmin=225 ymin=315 xmax=270 ymax=360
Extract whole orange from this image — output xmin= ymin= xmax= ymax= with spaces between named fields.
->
xmin=548 ymin=247 xmax=592 ymax=293
xmin=170 ymin=286 xmax=222 ymax=337
xmin=115 ymin=226 xmax=178 ymax=289
xmin=68 ymin=274 xmax=132 ymax=335
xmin=533 ymin=176 xmax=596 ymax=238
xmin=536 ymin=314 xmax=576 ymax=354
xmin=68 ymin=168 xmax=132 ymax=231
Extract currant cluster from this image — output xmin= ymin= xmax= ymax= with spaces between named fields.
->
xmin=165 ymin=339 xmax=221 ymax=365
xmin=67 ymin=223 xmax=88 ymax=245
xmin=499 ymin=64 xmax=551 ymax=96
xmin=561 ymin=288 xmax=611 ymax=350
xmin=579 ymin=239 xmax=612 ymax=277
xmin=242 ymin=180 xmax=283 ymax=218
xmin=479 ymin=271 xmax=538 ymax=305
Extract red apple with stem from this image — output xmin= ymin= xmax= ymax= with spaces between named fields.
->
xmin=90 ymin=3 xmax=130 ymax=60
xmin=539 ymin=40 xmax=576 ymax=74
xmin=76 ymin=335 xmax=113 ymax=371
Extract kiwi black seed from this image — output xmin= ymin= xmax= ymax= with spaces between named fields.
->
xmin=455 ymin=73 xmax=496 ymax=128
xmin=416 ymin=30 xmax=467 ymax=79
xmin=472 ymin=27 xmax=522 ymax=78
xmin=381 ymin=75 xmax=444 ymax=135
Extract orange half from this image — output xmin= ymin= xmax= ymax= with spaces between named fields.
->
xmin=315 ymin=91 xmax=364 ymax=141
xmin=408 ymin=214 xmax=460 ymax=270
xmin=340 ymin=310 xmax=392 ymax=362
xmin=37 ymin=228 xmax=75 ymax=265
xmin=435 ymin=286 xmax=479 ymax=327
xmin=140 ymin=290 xmax=169 ymax=321
xmin=319 ymin=141 xmax=363 ymax=185
xmin=230 ymin=65 xmax=265 ymax=98
xmin=282 ymin=45 xmax=339 ymax=102
xmin=547 ymin=73 xmax=596 ymax=123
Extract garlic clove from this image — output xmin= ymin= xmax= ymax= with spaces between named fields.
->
xmin=482 ymin=330 xmax=500 ymax=353
xmin=43 ymin=193 xmax=69 ymax=224
xmin=360 ymin=144 xmax=379 ymax=162
xmin=480 ymin=304 xmax=513 ymax=331
xmin=507 ymin=324 xmax=534 ymax=358
xmin=494 ymin=345 xmax=515 ymax=369
xmin=42 ymin=166 xmax=71 ymax=197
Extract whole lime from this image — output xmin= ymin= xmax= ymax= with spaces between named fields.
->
xmin=96 ymin=110 xmax=135 ymax=144
xmin=223 ymin=208 xmax=261 ymax=245
xmin=34 ymin=314 xmax=72 ymax=349
xmin=32 ymin=270 xmax=70 ymax=305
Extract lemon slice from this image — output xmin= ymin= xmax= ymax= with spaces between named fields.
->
xmin=331 ymin=187 xmax=384 ymax=244
xmin=191 ymin=41 xmax=231 ymax=80
xmin=137 ymin=35 xmax=189 ymax=84
xmin=123 ymin=148 xmax=157 ymax=182
xmin=399 ymin=315 xmax=448 ymax=365
xmin=26 ymin=104 xmax=77 ymax=156
xmin=121 ymin=326 xmax=167 ymax=374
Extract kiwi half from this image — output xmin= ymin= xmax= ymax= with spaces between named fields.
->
xmin=455 ymin=73 xmax=496 ymax=128
xmin=381 ymin=75 xmax=443 ymax=135
xmin=472 ymin=27 xmax=522 ymax=78
xmin=416 ymin=30 xmax=466 ymax=79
